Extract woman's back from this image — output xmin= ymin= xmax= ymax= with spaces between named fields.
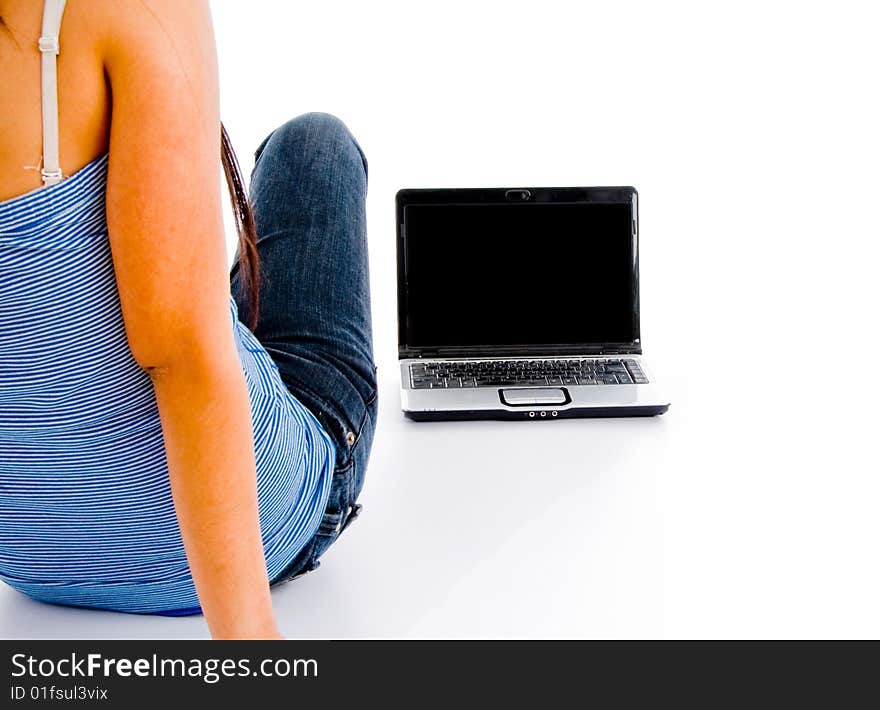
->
xmin=0 ymin=0 xmax=110 ymax=201
xmin=0 ymin=0 xmax=336 ymax=615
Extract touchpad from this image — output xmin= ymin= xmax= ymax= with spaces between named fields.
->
xmin=499 ymin=388 xmax=568 ymax=406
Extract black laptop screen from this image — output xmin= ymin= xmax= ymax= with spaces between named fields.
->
xmin=402 ymin=201 xmax=637 ymax=348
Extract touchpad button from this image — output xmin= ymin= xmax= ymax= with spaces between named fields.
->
xmin=500 ymin=388 xmax=567 ymax=406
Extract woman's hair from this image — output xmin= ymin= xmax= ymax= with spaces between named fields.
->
xmin=220 ymin=122 xmax=260 ymax=330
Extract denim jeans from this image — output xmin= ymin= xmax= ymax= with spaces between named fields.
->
xmin=230 ymin=112 xmax=377 ymax=585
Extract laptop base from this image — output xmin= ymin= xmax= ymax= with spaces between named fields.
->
xmin=404 ymin=403 xmax=670 ymax=422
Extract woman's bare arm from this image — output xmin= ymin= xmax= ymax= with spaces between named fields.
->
xmin=98 ymin=0 xmax=279 ymax=639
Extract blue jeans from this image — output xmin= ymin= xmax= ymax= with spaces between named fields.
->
xmin=230 ymin=112 xmax=377 ymax=585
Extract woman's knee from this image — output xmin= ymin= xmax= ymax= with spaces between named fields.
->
xmin=269 ymin=112 xmax=368 ymax=187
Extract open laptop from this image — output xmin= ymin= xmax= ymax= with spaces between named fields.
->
xmin=396 ymin=186 xmax=670 ymax=421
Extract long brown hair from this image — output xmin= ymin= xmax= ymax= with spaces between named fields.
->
xmin=220 ymin=122 xmax=260 ymax=331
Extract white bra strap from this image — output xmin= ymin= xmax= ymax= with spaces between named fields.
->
xmin=38 ymin=0 xmax=69 ymax=186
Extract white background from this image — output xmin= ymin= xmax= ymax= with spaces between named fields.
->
xmin=2 ymin=0 xmax=878 ymax=639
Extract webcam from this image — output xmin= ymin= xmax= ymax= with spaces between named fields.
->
xmin=505 ymin=189 xmax=531 ymax=201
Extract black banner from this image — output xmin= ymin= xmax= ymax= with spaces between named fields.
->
xmin=2 ymin=640 xmax=878 ymax=705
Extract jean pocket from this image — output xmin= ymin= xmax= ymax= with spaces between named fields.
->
xmin=316 ymin=507 xmax=347 ymax=538
xmin=340 ymin=503 xmax=362 ymax=533
xmin=349 ymin=393 xmax=376 ymax=501
xmin=311 ymin=453 xmax=365 ymax=561
xmin=272 ymin=444 xmax=365 ymax=587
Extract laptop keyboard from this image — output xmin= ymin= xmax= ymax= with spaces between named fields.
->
xmin=409 ymin=358 xmax=649 ymax=389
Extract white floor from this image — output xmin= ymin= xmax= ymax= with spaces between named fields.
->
xmin=2 ymin=1 xmax=878 ymax=640
xmin=3 ymin=356 xmax=878 ymax=639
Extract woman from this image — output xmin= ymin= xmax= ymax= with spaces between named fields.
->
xmin=0 ymin=0 xmax=377 ymax=639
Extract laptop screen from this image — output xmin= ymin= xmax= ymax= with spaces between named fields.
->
xmin=401 ymin=200 xmax=637 ymax=350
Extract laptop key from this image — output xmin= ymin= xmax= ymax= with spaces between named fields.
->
xmin=419 ymin=359 xmax=652 ymax=388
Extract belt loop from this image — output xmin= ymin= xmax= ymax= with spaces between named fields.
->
xmin=340 ymin=503 xmax=363 ymax=534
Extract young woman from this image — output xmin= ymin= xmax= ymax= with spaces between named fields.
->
xmin=0 ymin=0 xmax=377 ymax=639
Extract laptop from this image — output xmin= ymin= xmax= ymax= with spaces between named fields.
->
xmin=396 ymin=186 xmax=670 ymax=421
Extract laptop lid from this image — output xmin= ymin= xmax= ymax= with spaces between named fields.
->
xmin=397 ymin=186 xmax=641 ymax=359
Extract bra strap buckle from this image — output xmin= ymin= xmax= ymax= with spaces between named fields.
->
xmin=38 ymin=35 xmax=60 ymax=54
xmin=41 ymin=167 xmax=63 ymax=184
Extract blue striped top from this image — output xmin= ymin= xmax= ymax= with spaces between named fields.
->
xmin=0 ymin=152 xmax=335 ymax=615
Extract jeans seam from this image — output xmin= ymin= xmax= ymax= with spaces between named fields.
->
xmin=252 ymin=128 xmax=278 ymax=173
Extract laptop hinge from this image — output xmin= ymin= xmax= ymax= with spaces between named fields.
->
xmin=602 ymin=344 xmax=642 ymax=355
xmin=400 ymin=344 xmax=642 ymax=359
xmin=399 ymin=349 xmax=436 ymax=359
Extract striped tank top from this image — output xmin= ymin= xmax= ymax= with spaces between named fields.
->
xmin=0 ymin=0 xmax=335 ymax=614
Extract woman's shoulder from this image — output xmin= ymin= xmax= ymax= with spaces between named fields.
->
xmin=92 ymin=0 xmax=213 ymax=64
xmin=0 ymin=0 xmax=213 ymax=203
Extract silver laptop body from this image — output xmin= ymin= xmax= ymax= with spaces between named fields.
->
xmin=396 ymin=186 xmax=669 ymax=421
